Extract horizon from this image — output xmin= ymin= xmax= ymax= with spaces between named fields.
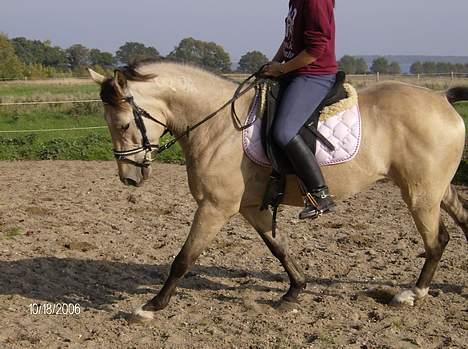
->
xmin=2 ymin=0 xmax=468 ymax=62
xmin=3 ymin=31 xmax=468 ymax=64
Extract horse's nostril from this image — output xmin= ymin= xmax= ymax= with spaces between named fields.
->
xmin=124 ymin=178 xmax=138 ymax=187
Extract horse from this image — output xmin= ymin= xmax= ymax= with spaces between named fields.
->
xmin=88 ymin=62 xmax=467 ymax=321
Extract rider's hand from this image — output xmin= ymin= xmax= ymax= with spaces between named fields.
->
xmin=262 ymin=62 xmax=286 ymax=77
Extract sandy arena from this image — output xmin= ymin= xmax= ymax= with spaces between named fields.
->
xmin=0 ymin=161 xmax=466 ymax=348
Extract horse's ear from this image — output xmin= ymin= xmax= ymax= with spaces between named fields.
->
xmin=114 ymin=70 xmax=128 ymax=90
xmin=88 ymin=68 xmax=106 ymax=85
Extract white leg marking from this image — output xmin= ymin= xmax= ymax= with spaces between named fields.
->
xmin=131 ymin=304 xmax=155 ymax=322
xmin=413 ymin=287 xmax=429 ymax=299
xmin=391 ymin=287 xmax=429 ymax=306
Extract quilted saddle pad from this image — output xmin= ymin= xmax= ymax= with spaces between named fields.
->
xmin=242 ymin=86 xmax=362 ymax=167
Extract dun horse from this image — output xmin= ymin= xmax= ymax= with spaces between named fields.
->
xmin=88 ymin=62 xmax=467 ymax=321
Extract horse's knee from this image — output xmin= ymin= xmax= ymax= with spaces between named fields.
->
xmin=438 ymin=221 xmax=450 ymax=248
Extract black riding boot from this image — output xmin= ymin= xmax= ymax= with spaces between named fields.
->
xmin=285 ymin=135 xmax=335 ymax=219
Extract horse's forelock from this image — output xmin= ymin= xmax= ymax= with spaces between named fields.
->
xmin=100 ymin=78 xmax=124 ymax=108
xmin=99 ymin=64 xmax=158 ymax=108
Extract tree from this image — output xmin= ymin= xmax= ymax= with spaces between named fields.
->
xmin=43 ymin=44 xmax=67 ymax=68
xmin=90 ymin=49 xmax=115 ymax=68
xmin=410 ymin=61 xmax=423 ymax=74
xmin=11 ymin=37 xmax=67 ymax=69
xmin=115 ymin=42 xmax=160 ymax=65
xmin=454 ymin=63 xmax=464 ymax=73
xmin=0 ymin=34 xmax=24 ymax=78
xmin=66 ymin=44 xmax=90 ymax=69
xmin=339 ymin=55 xmax=368 ymax=74
xmin=388 ymin=61 xmax=401 ymax=75
xmin=338 ymin=55 xmax=357 ymax=74
xmin=422 ymin=61 xmax=437 ymax=74
xmin=168 ymin=37 xmax=232 ymax=73
xmin=238 ymin=51 xmax=268 ymax=73
xmin=370 ymin=57 xmax=389 ymax=74
xmin=355 ymin=58 xmax=369 ymax=74
xmin=11 ymin=37 xmax=45 ymax=65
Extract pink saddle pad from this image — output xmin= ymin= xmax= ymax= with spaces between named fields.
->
xmin=242 ymin=99 xmax=361 ymax=168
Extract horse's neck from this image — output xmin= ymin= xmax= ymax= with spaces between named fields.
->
xmin=162 ymin=76 xmax=254 ymax=159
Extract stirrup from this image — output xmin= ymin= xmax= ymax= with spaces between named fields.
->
xmin=299 ymin=190 xmax=335 ymax=220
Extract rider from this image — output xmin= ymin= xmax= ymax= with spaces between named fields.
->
xmin=263 ymin=0 xmax=337 ymax=220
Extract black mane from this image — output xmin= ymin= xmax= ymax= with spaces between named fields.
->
xmin=99 ymin=59 xmax=159 ymax=107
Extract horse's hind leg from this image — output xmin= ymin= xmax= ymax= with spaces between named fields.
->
xmin=392 ymin=204 xmax=450 ymax=306
xmin=441 ymin=184 xmax=468 ymax=241
xmin=240 ymin=207 xmax=306 ymax=304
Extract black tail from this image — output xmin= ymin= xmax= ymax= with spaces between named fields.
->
xmin=446 ymin=86 xmax=468 ymax=104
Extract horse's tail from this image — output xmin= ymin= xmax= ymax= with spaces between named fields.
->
xmin=441 ymin=185 xmax=468 ymax=241
xmin=446 ymin=86 xmax=468 ymax=104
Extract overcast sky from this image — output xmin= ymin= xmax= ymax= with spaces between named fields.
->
xmin=1 ymin=0 xmax=468 ymax=61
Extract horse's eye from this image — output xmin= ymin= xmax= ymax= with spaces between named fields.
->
xmin=121 ymin=123 xmax=130 ymax=131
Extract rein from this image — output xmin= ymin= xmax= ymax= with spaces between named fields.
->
xmin=114 ymin=70 xmax=264 ymax=168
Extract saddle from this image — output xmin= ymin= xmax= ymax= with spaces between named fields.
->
xmin=260 ymin=71 xmax=347 ymax=174
xmin=258 ymin=71 xmax=347 ymax=235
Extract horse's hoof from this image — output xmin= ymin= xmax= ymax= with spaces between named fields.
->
xmin=390 ymin=287 xmax=428 ymax=307
xmin=130 ymin=304 xmax=155 ymax=323
xmin=391 ymin=290 xmax=415 ymax=306
xmin=276 ymin=299 xmax=300 ymax=313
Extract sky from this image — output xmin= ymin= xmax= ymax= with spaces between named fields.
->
xmin=1 ymin=0 xmax=468 ymax=62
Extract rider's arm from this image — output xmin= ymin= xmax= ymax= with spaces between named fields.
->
xmin=272 ymin=41 xmax=286 ymax=63
xmin=280 ymin=50 xmax=317 ymax=74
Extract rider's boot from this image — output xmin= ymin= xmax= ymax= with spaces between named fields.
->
xmin=285 ymin=135 xmax=336 ymax=220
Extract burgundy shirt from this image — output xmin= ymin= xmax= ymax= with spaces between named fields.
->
xmin=283 ymin=0 xmax=337 ymax=75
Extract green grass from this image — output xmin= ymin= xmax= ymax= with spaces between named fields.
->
xmin=0 ymin=82 xmax=466 ymax=182
xmin=0 ymin=105 xmax=184 ymax=162
xmin=0 ymin=82 xmax=98 ymax=100
xmin=454 ymin=102 xmax=468 ymax=126
xmin=0 ymin=100 xmax=112 ymax=160
xmin=0 ymin=85 xmax=184 ymax=162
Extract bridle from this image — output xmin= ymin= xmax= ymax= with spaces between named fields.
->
xmin=111 ymin=69 xmax=266 ymax=168
xmin=112 ymin=96 xmax=169 ymax=168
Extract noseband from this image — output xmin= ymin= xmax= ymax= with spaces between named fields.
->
xmin=113 ymin=96 xmax=169 ymax=168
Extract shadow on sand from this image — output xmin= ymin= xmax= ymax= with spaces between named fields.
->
xmin=0 ymin=257 xmax=464 ymax=309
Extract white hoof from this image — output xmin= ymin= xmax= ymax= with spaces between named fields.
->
xmin=391 ymin=287 xmax=429 ymax=306
xmin=131 ymin=304 xmax=155 ymax=322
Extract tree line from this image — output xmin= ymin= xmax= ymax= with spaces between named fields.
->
xmin=339 ymin=55 xmax=468 ymax=75
xmin=409 ymin=61 xmax=468 ymax=74
xmin=0 ymin=34 xmax=270 ymax=79
xmin=1 ymin=33 xmax=468 ymax=79
xmin=339 ymin=56 xmax=402 ymax=75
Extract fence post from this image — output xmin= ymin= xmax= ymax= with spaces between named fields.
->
xmin=451 ymin=72 xmax=454 ymax=80
xmin=376 ymin=72 xmax=380 ymax=82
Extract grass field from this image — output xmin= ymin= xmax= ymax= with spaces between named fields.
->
xmin=0 ymin=78 xmax=467 ymax=182
xmin=0 ymin=81 xmax=184 ymax=163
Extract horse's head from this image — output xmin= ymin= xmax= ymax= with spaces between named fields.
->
xmin=88 ymin=68 xmax=167 ymax=187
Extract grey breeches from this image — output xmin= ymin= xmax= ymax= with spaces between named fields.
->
xmin=272 ymin=74 xmax=336 ymax=148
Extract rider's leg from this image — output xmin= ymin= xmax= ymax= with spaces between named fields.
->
xmin=272 ymin=74 xmax=336 ymax=219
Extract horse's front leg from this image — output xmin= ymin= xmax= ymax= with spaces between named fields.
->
xmin=241 ymin=206 xmax=306 ymax=305
xmin=133 ymin=202 xmax=230 ymax=321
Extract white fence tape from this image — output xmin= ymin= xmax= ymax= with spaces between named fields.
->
xmin=0 ymin=126 xmax=107 ymax=134
xmin=0 ymin=99 xmax=101 ymax=106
